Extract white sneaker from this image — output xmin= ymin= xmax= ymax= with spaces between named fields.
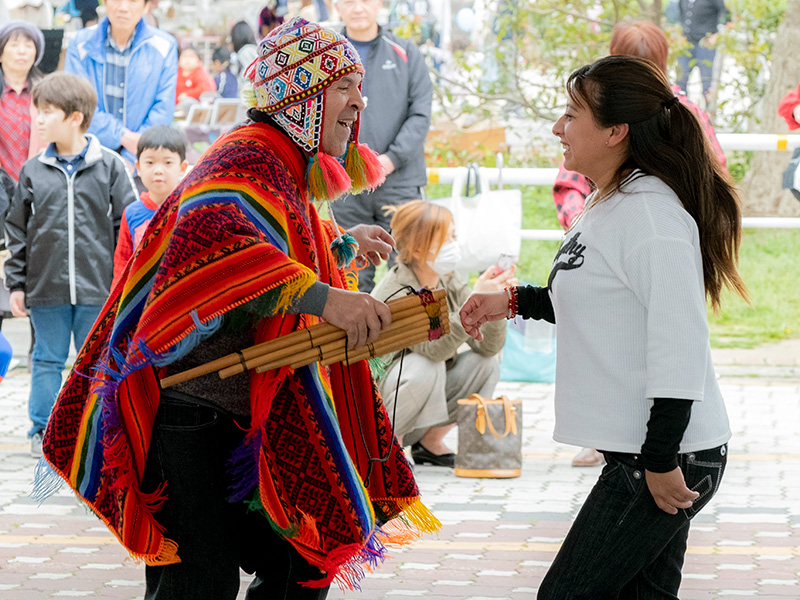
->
xmin=30 ymin=431 xmax=43 ymax=459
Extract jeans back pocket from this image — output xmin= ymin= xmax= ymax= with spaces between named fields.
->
xmin=681 ymin=445 xmax=727 ymax=519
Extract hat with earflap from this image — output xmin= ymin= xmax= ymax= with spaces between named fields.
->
xmin=244 ymin=17 xmax=385 ymax=205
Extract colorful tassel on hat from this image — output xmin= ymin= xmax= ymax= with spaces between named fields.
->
xmin=344 ymin=142 xmax=386 ymax=195
xmin=307 ymin=151 xmax=352 ymax=202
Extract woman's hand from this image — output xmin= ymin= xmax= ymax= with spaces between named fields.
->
xmin=473 ymin=264 xmax=518 ymax=293
xmin=459 ymin=290 xmax=508 ymax=341
xmin=645 ymin=468 xmax=700 ymax=515
xmin=322 ymin=287 xmax=392 ymax=349
xmin=347 ymin=224 xmax=395 ymax=266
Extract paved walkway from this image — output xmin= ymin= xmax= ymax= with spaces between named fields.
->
xmin=0 ymin=321 xmax=798 ymax=598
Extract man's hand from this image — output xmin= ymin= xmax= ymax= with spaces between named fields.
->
xmin=378 ymin=154 xmax=395 ymax=176
xmin=120 ymin=130 xmax=141 ymax=156
xmin=459 ymin=290 xmax=508 ymax=341
xmin=9 ymin=290 xmax=27 ymax=318
xmin=322 ymin=287 xmax=392 ymax=349
xmin=645 ymin=467 xmax=700 ymax=515
xmin=347 ymin=224 xmax=395 ymax=266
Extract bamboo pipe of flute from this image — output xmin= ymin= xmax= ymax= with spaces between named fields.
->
xmin=319 ymin=314 xmax=451 ymax=369
xmin=289 ymin=315 xmax=449 ymax=371
xmin=221 ymin=309 xmax=442 ymax=379
xmin=321 ymin=328 xmax=440 ymax=369
xmin=218 ymin=298 xmax=447 ymax=379
xmin=160 ymin=290 xmax=447 ymax=388
xmin=253 ymin=314 xmax=449 ymax=375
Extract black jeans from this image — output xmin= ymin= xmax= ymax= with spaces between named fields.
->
xmin=142 ymin=394 xmax=329 ymax=600
xmin=538 ymin=445 xmax=727 ymax=600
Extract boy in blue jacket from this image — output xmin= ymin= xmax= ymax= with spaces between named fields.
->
xmin=5 ymin=72 xmax=138 ymax=458
xmin=64 ymin=0 xmax=178 ymax=164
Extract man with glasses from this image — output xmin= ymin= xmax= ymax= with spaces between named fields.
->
xmin=333 ymin=0 xmax=433 ymax=292
xmin=65 ymin=0 xmax=177 ymax=165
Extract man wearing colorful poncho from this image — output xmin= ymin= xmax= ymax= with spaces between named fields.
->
xmin=34 ymin=18 xmax=439 ymax=599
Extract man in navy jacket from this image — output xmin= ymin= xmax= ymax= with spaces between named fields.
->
xmin=333 ymin=0 xmax=433 ymax=292
xmin=65 ymin=0 xmax=177 ymax=164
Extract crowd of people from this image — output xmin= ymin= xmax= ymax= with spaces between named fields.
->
xmin=0 ymin=0 xmax=769 ymax=597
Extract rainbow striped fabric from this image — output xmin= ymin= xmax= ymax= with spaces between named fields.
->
xmin=35 ymin=122 xmax=439 ymax=588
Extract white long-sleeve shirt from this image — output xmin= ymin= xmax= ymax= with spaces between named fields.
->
xmin=549 ymin=173 xmax=731 ymax=453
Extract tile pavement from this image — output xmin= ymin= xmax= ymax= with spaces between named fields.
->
xmin=0 ymin=326 xmax=798 ymax=598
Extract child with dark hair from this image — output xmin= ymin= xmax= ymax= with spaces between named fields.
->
xmin=210 ymin=46 xmax=238 ymax=99
xmin=5 ymin=72 xmax=138 ymax=457
xmin=112 ymin=125 xmax=188 ymax=285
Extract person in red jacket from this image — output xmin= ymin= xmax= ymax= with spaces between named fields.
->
xmin=175 ymin=45 xmax=216 ymax=114
xmin=778 ymin=84 xmax=800 ymax=130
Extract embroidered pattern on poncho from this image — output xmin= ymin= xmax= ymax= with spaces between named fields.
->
xmin=34 ymin=122 xmax=439 ymax=589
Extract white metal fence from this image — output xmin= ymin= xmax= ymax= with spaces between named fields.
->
xmin=426 ymin=134 xmax=800 ymax=239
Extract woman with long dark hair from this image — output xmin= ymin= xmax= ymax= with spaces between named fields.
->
xmin=0 ymin=21 xmax=45 ymax=180
xmin=461 ymin=55 xmax=748 ymax=597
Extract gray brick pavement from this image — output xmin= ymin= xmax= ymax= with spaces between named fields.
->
xmin=0 ymin=355 xmax=798 ymax=598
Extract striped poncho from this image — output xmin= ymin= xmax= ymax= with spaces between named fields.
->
xmin=35 ymin=121 xmax=439 ymax=588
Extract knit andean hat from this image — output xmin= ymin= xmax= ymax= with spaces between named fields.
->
xmin=245 ymin=17 xmax=385 ymax=203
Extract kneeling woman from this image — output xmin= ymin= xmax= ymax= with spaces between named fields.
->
xmin=371 ymin=200 xmax=515 ymax=467
xmin=461 ymin=55 xmax=748 ymax=596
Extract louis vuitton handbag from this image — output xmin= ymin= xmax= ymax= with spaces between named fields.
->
xmin=455 ymin=394 xmax=522 ymax=478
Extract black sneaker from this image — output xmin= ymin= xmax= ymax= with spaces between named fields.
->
xmin=30 ymin=431 xmax=43 ymax=459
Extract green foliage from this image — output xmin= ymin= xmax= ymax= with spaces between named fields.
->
xmin=715 ymin=0 xmax=789 ymax=130
xmin=435 ymin=1 xmax=662 ymax=124
xmin=431 ymin=0 xmax=785 ymax=134
xmin=725 ymin=150 xmax=753 ymax=183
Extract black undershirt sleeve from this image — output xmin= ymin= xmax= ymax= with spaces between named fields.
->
xmin=641 ymin=398 xmax=694 ymax=473
xmin=515 ymin=285 xmax=556 ymax=324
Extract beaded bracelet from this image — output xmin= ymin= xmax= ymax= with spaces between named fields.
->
xmin=504 ymin=286 xmax=518 ymax=319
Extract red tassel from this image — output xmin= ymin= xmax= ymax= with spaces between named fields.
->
xmin=356 ymin=143 xmax=386 ymax=190
xmin=308 ymin=152 xmax=352 ymax=201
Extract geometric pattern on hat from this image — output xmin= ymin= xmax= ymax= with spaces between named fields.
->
xmin=249 ymin=17 xmax=364 ymax=154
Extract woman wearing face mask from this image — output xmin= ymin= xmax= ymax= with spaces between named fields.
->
xmin=371 ymin=200 xmax=517 ymax=467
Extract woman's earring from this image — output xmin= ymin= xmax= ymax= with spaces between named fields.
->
xmin=605 ymin=141 xmax=609 ymax=146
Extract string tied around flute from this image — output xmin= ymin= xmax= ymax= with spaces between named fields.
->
xmin=345 ymin=286 xmax=444 ymax=487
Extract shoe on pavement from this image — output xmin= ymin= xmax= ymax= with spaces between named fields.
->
xmin=31 ymin=431 xmax=43 ymax=459
xmin=411 ymin=442 xmax=455 ymax=468
xmin=571 ymin=447 xmax=604 ymax=467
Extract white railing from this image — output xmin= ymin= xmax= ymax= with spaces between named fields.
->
xmin=716 ymin=133 xmax=800 ymax=151
xmin=427 ymin=133 xmax=800 ymax=187
xmin=427 ymin=135 xmax=800 ymax=240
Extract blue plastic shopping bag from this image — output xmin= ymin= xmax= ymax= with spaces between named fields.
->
xmin=499 ymin=316 xmax=556 ymax=383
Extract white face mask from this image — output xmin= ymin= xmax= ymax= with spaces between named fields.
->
xmin=427 ymin=240 xmax=461 ymax=276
